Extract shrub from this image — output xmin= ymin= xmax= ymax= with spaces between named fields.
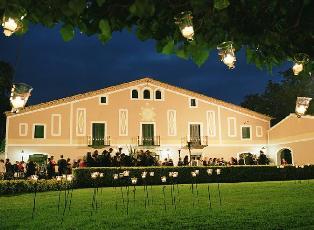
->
xmin=73 ymin=165 xmax=314 ymax=188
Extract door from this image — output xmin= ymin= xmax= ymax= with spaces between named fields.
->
xmin=190 ymin=124 xmax=201 ymax=145
xmin=92 ymin=123 xmax=105 ymax=146
xmin=142 ymin=124 xmax=154 ymax=146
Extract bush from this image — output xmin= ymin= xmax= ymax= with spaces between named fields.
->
xmin=0 ymin=179 xmax=73 ymax=195
xmin=73 ymin=165 xmax=314 ymax=188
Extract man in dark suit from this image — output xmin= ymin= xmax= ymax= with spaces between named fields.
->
xmin=57 ymin=155 xmax=67 ymax=175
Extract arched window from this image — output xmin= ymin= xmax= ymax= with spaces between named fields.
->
xmin=155 ymin=90 xmax=162 ymax=99
xmin=143 ymin=89 xmax=151 ymax=99
xmin=131 ymin=89 xmax=138 ymax=99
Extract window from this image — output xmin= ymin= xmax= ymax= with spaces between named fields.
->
xmin=131 ymin=89 xmax=139 ymax=99
xmin=155 ymin=90 xmax=162 ymax=100
xmin=34 ymin=125 xmax=45 ymax=138
xmin=190 ymin=98 xmax=197 ymax=107
xmin=241 ymin=126 xmax=251 ymax=139
xmin=143 ymin=89 xmax=151 ymax=99
xmin=228 ymin=117 xmax=236 ymax=137
xmin=99 ymin=96 xmax=108 ymax=104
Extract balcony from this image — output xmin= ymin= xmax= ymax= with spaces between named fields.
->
xmin=181 ymin=136 xmax=208 ymax=148
xmin=137 ymin=136 xmax=160 ymax=146
xmin=87 ymin=136 xmax=110 ymax=148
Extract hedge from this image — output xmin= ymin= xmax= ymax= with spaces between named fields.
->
xmin=73 ymin=165 xmax=314 ymax=188
xmin=1 ymin=165 xmax=313 ymax=195
xmin=0 ymin=179 xmax=73 ymax=195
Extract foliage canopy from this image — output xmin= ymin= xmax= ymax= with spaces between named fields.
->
xmin=0 ymin=0 xmax=313 ymax=68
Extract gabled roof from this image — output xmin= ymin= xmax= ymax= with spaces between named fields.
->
xmin=6 ymin=77 xmax=272 ymax=120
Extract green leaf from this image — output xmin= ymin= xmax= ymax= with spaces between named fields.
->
xmin=176 ymin=48 xmax=189 ymax=60
xmin=191 ymin=46 xmax=210 ymax=67
xmin=98 ymin=19 xmax=112 ymax=43
xmin=129 ymin=0 xmax=155 ymax=17
xmin=161 ymin=40 xmax=174 ymax=55
xmin=96 ymin=0 xmax=106 ymax=7
xmin=68 ymin=0 xmax=86 ymax=15
xmin=214 ymin=0 xmax=230 ymax=10
xmin=60 ymin=24 xmax=75 ymax=41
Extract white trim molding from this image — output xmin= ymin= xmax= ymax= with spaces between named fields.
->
xmin=51 ymin=114 xmax=61 ymax=136
xmin=227 ymin=117 xmax=237 ymax=137
xmin=32 ymin=123 xmax=46 ymax=139
xmin=119 ymin=109 xmax=128 ymax=136
xmin=76 ymin=108 xmax=86 ymax=136
xmin=19 ymin=123 xmax=28 ymax=137
xmin=206 ymin=110 xmax=216 ymax=137
xmin=99 ymin=95 xmax=109 ymax=105
xmin=256 ymin=126 xmax=263 ymax=137
xmin=241 ymin=125 xmax=252 ymax=140
xmin=167 ymin=110 xmax=177 ymax=136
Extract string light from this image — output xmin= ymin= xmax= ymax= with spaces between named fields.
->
xmin=295 ymin=97 xmax=312 ymax=117
xmin=292 ymin=53 xmax=309 ymax=75
xmin=175 ymin=11 xmax=194 ymax=41
xmin=10 ymin=83 xmax=33 ymax=113
xmin=217 ymin=41 xmax=236 ymax=69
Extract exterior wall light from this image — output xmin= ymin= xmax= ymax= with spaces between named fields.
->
xmin=10 ymin=83 xmax=32 ymax=113
xmin=295 ymin=97 xmax=312 ymax=117
xmin=175 ymin=11 xmax=194 ymax=41
xmin=217 ymin=41 xmax=236 ymax=69
xmin=292 ymin=53 xmax=309 ymax=76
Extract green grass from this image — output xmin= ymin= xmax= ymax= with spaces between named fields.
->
xmin=1 ymin=180 xmax=314 ymax=229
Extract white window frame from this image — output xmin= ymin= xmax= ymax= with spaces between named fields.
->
xmin=187 ymin=122 xmax=203 ymax=141
xmin=142 ymin=87 xmax=152 ymax=100
xmin=130 ymin=88 xmax=140 ymax=100
xmin=51 ymin=114 xmax=61 ymax=136
xmin=76 ymin=108 xmax=86 ymax=136
xmin=119 ymin=109 xmax=128 ymax=136
xmin=99 ymin=95 xmax=108 ymax=105
xmin=241 ymin=125 xmax=252 ymax=140
xmin=19 ymin=123 xmax=28 ymax=137
xmin=154 ymin=88 xmax=164 ymax=101
xmin=256 ymin=126 xmax=263 ymax=137
xmin=32 ymin=123 xmax=46 ymax=139
xmin=227 ymin=117 xmax=237 ymax=137
xmin=206 ymin=110 xmax=216 ymax=137
xmin=189 ymin=97 xmax=198 ymax=108
xmin=167 ymin=110 xmax=177 ymax=136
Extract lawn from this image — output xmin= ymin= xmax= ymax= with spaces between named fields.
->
xmin=1 ymin=180 xmax=314 ymax=230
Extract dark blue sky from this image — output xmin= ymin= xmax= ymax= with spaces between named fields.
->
xmin=0 ymin=25 xmax=290 ymax=106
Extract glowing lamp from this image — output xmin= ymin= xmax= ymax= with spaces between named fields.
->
xmin=113 ymin=174 xmax=119 ymax=180
xmin=207 ymin=169 xmax=213 ymax=175
xmin=161 ymin=176 xmax=167 ymax=183
xmin=30 ymin=175 xmax=38 ymax=181
xmin=292 ymin=53 xmax=309 ymax=76
xmin=141 ymin=171 xmax=147 ymax=179
xmin=131 ymin=177 xmax=138 ymax=185
xmin=216 ymin=169 xmax=221 ymax=175
xmin=99 ymin=173 xmax=104 ymax=178
xmin=56 ymin=176 xmax=62 ymax=181
xmin=169 ymin=172 xmax=173 ymax=177
xmin=172 ymin=172 xmax=178 ymax=178
xmin=10 ymin=83 xmax=33 ymax=113
xmin=149 ymin=172 xmax=155 ymax=177
xmin=67 ymin=175 xmax=73 ymax=181
xmin=191 ymin=171 xmax=197 ymax=177
xmin=217 ymin=41 xmax=236 ymax=69
xmin=175 ymin=11 xmax=194 ymax=41
xmin=195 ymin=170 xmax=199 ymax=175
xmin=295 ymin=97 xmax=312 ymax=117
xmin=123 ymin=170 xmax=130 ymax=177
xmin=91 ymin=172 xmax=100 ymax=179
xmin=2 ymin=16 xmax=23 ymax=36
xmin=300 ymin=165 xmax=304 ymax=169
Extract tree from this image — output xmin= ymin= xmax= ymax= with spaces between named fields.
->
xmin=0 ymin=0 xmax=313 ymax=68
xmin=0 ymin=61 xmax=13 ymax=141
xmin=241 ymin=65 xmax=314 ymax=125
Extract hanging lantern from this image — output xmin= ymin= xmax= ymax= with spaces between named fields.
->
xmin=175 ymin=11 xmax=194 ymax=41
xmin=292 ymin=53 xmax=309 ymax=75
xmin=217 ymin=41 xmax=236 ymax=69
xmin=2 ymin=10 xmax=26 ymax=37
xmin=10 ymin=83 xmax=32 ymax=113
xmin=295 ymin=97 xmax=312 ymax=117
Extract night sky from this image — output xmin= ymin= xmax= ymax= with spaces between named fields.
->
xmin=0 ymin=25 xmax=290 ymax=106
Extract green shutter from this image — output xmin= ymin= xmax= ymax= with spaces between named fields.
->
xmin=34 ymin=125 xmax=44 ymax=138
xmin=142 ymin=124 xmax=154 ymax=145
xmin=242 ymin=127 xmax=251 ymax=139
xmin=92 ymin=123 xmax=105 ymax=146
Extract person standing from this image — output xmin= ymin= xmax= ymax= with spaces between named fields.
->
xmin=5 ymin=159 xmax=14 ymax=179
xmin=57 ymin=155 xmax=67 ymax=175
xmin=47 ymin=156 xmax=56 ymax=178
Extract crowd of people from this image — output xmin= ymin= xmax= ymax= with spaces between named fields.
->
xmin=0 ymin=149 xmax=270 ymax=180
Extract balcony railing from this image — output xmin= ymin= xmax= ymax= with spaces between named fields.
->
xmin=87 ymin=136 xmax=110 ymax=148
xmin=181 ymin=136 xmax=208 ymax=148
xmin=137 ymin=136 xmax=160 ymax=146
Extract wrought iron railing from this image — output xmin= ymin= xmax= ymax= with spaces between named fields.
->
xmin=87 ymin=136 xmax=110 ymax=148
xmin=181 ymin=136 xmax=208 ymax=148
xmin=137 ymin=136 xmax=160 ymax=146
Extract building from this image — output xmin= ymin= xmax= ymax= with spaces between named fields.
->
xmin=4 ymin=77 xmax=312 ymax=165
